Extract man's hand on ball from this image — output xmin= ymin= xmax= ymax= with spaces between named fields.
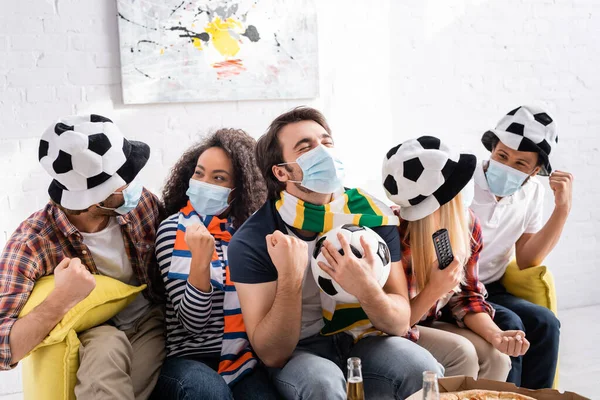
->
xmin=318 ymin=233 xmax=379 ymax=299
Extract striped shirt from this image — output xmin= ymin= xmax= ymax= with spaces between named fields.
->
xmin=156 ymin=214 xmax=226 ymax=358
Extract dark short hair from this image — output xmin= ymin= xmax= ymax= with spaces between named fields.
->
xmin=161 ymin=128 xmax=266 ymax=229
xmin=256 ymin=106 xmax=332 ymax=200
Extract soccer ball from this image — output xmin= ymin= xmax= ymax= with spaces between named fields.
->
xmin=311 ymin=224 xmax=392 ymax=304
xmin=382 ymin=136 xmax=458 ymax=208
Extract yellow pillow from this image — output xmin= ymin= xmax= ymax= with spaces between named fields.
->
xmin=501 ymin=260 xmax=559 ymax=389
xmin=19 ymin=275 xmax=146 ymax=400
xmin=22 ymin=330 xmax=80 ymax=400
xmin=501 ymin=261 xmax=557 ymax=315
xmin=19 ymin=275 xmax=146 ymax=347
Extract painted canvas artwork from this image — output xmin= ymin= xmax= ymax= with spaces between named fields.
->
xmin=116 ymin=0 xmax=319 ymax=104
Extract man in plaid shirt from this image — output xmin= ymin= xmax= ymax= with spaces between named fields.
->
xmin=0 ymin=114 xmax=165 ymax=399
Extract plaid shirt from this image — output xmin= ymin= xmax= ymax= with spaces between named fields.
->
xmin=0 ymin=188 xmax=165 ymax=370
xmin=396 ymin=209 xmax=494 ymax=342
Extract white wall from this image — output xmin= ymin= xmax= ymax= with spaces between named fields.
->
xmin=0 ymin=0 xmax=393 ymax=396
xmin=390 ymin=0 xmax=600 ymax=311
xmin=0 ymin=0 xmax=394 ymax=240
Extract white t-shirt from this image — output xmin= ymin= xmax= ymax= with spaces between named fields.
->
xmin=470 ymin=162 xmax=545 ymax=284
xmin=80 ymin=218 xmax=151 ymax=330
xmin=285 ymin=228 xmax=325 ymax=340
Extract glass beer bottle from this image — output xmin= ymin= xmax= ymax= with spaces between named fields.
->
xmin=422 ymin=371 xmax=440 ymax=400
xmin=346 ymin=357 xmax=365 ymax=400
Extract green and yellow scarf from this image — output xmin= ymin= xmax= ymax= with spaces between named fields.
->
xmin=276 ymin=188 xmax=399 ymax=340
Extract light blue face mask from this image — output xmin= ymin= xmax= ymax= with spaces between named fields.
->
xmin=279 ymin=145 xmax=346 ymax=194
xmin=97 ymin=182 xmax=143 ymax=215
xmin=186 ymin=179 xmax=232 ymax=216
xmin=485 ymin=159 xmax=531 ymax=197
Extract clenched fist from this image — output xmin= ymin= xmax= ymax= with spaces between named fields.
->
xmin=265 ymin=230 xmax=308 ymax=283
xmin=53 ymin=258 xmax=96 ymax=311
xmin=490 ymin=330 xmax=530 ymax=357
xmin=184 ymin=223 xmax=215 ymax=257
xmin=549 ymin=170 xmax=573 ymax=211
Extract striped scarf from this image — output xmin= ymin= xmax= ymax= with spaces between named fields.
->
xmin=276 ymin=189 xmax=399 ymax=340
xmin=169 ymin=201 xmax=257 ymax=386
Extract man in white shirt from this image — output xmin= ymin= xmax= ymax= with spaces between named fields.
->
xmin=470 ymin=106 xmax=573 ymax=389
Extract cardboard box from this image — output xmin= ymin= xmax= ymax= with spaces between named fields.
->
xmin=407 ymin=376 xmax=590 ymax=400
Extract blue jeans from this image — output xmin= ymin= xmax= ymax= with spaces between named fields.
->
xmin=486 ymin=281 xmax=561 ymax=389
xmin=270 ymin=333 xmax=443 ymax=400
xmin=151 ymin=356 xmax=278 ymax=400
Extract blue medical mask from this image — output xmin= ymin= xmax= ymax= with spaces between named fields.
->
xmin=279 ymin=145 xmax=345 ymax=194
xmin=97 ymin=182 xmax=143 ymax=215
xmin=186 ymin=179 xmax=232 ymax=216
xmin=485 ymin=159 xmax=530 ymax=197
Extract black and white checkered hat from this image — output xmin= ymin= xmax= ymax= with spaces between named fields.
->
xmin=382 ymin=136 xmax=477 ymax=221
xmin=38 ymin=114 xmax=150 ymax=210
xmin=482 ymin=105 xmax=558 ymax=176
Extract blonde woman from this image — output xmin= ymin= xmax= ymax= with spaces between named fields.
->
xmin=381 ymin=136 xmax=528 ymax=380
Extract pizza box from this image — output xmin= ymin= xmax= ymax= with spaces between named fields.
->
xmin=406 ymin=376 xmax=590 ymax=400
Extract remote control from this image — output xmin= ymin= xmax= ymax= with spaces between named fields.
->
xmin=433 ymin=228 xmax=454 ymax=270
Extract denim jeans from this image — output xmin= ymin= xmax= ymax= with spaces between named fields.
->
xmin=486 ymin=280 xmax=561 ymax=389
xmin=270 ymin=333 xmax=443 ymax=400
xmin=151 ymin=355 xmax=278 ymax=400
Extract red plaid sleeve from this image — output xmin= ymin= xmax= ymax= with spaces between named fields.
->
xmin=124 ymin=189 xmax=165 ymax=304
xmin=447 ymin=213 xmax=495 ymax=326
xmin=0 ymin=239 xmax=39 ymax=370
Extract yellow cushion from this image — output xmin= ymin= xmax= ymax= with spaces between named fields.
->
xmin=22 ymin=330 xmax=80 ymax=400
xmin=501 ymin=261 xmax=557 ymax=316
xmin=18 ymin=275 xmax=146 ymax=400
xmin=501 ymin=260 xmax=559 ymax=389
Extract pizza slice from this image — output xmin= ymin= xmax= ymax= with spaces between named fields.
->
xmin=439 ymin=389 xmax=536 ymax=400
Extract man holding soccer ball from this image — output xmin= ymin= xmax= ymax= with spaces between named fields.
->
xmin=228 ymin=106 xmax=442 ymax=400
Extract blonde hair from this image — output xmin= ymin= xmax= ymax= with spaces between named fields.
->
xmin=405 ymin=194 xmax=472 ymax=292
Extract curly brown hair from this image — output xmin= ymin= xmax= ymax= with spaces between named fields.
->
xmin=162 ymin=128 xmax=267 ymax=229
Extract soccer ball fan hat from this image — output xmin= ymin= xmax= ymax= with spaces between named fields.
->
xmin=382 ymin=136 xmax=477 ymax=221
xmin=481 ymin=105 xmax=558 ymax=176
xmin=38 ymin=114 xmax=150 ymax=210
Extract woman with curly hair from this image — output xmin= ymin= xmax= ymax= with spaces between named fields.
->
xmin=151 ymin=129 xmax=275 ymax=399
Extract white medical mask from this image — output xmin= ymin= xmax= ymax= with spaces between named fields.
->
xmin=97 ymin=182 xmax=143 ymax=215
xmin=186 ymin=179 xmax=232 ymax=216
xmin=278 ymin=145 xmax=345 ymax=194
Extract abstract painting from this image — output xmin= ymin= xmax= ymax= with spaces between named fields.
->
xmin=116 ymin=0 xmax=319 ymax=104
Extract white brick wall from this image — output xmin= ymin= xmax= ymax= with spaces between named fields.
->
xmin=0 ymin=0 xmax=598 ymax=397
xmin=390 ymin=0 xmax=600 ymax=312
